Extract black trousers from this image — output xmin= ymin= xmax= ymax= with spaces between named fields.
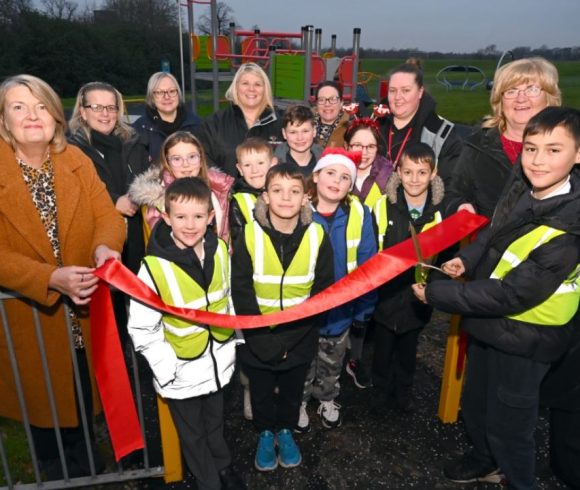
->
xmin=462 ymin=339 xmax=550 ymax=490
xmin=372 ymin=325 xmax=421 ymax=396
xmin=166 ymin=390 xmax=230 ymax=490
xmin=244 ymin=362 xmax=310 ymax=433
xmin=550 ymin=407 xmax=580 ymax=489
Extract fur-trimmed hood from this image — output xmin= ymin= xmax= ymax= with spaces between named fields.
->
xmin=385 ymin=172 xmax=445 ymax=206
xmin=128 ymin=165 xmax=165 ymax=209
xmin=253 ymin=195 xmax=313 ymax=229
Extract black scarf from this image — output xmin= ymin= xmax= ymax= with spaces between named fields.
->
xmin=90 ymin=129 xmax=126 ymax=196
xmin=146 ymin=103 xmax=186 ymax=136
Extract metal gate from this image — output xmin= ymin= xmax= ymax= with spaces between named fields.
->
xmin=0 ymin=290 xmax=164 ymax=489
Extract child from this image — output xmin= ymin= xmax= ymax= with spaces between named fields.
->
xmin=274 ymin=104 xmax=323 ymax=176
xmin=345 ymin=117 xmax=393 ymax=209
xmin=128 ymin=131 xmax=233 ymax=243
xmin=231 ymin=164 xmax=334 ymax=471
xmin=297 ymin=148 xmax=377 ymax=432
xmin=413 ymin=107 xmax=580 ymax=488
xmin=372 ymin=142 xmax=445 ymax=413
xmin=229 ymin=137 xmax=277 ymax=244
xmin=128 ymin=177 xmax=245 ymax=490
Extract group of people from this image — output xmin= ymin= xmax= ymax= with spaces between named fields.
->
xmin=0 ymin=54 xmax=578 ymax=490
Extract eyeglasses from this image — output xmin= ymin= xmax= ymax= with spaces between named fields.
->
xmin=502 ymin=85 xmax=543 ymax=99
xmin=316 ymin=96 xmax=341 ymax=105
xmin=167 ymin=154 xmax=201 ymax=166
xmin=350 ymin=143 xmax=378 ymax=152
xmin=83 ymin=104 xmax=119 ymax=113
xmin=153 ymin=89 xmax=179 ymax=99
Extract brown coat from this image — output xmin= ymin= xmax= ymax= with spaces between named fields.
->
xmin=0 ymin=140 xmax=126 ymax=428
xmin=315 ymin=111 xmax=351 ymax=149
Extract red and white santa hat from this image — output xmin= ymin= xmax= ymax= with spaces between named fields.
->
xmin=312 ymin=147 xmax=362 ymax=190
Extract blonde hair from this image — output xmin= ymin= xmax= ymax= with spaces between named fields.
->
xmin=0 ymin=74 xmax=67 ymax=153
xmin=145 ymin=72 xmax=182 ymax=109
xmin=484 ymin=57 xmax=561 ymax=133
xmin=159 ymin=131 xmax=209 ymax=183
xmin=69 ymin=82 xmax=135 ymax=142
xmin=225 ymin=63 xmax=273 ymax=114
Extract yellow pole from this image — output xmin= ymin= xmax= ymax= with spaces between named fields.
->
xmin=438 ymin=314 xmax=466 ymax=423
xmin=157 ymin=395 xmax=183 ymax=483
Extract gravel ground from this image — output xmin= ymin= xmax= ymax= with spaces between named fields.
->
xmin=127 ymin=311 xmax=567 ymax=490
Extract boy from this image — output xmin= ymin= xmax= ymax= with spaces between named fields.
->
xmin=275 ymin=104 xmax=323 ymax=176
xmin=231 ymin=164 xmax=334 ymax=471
xmin=229 ymin=137 xmax=277 ymax=244
xmin=413 ymin=107 xmax=580 ymax=489
xmin=372 ymin=142 xmax=445 ymax=413
xmin=128 ymin=178 xmax=245 ymax=490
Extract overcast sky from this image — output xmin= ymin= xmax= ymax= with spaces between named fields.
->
xmin=190 ymin=0 xmax=578 ymax=53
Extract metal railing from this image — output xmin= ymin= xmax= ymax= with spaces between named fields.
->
xmin=0 ymin=290 xmax=164 ymax=489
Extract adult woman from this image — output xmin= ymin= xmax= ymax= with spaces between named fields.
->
xmin=378 ymin=59 xmax=463 ymax=189
xmin=198 ymin=62 xmax=283 ymax=177
xmin=133 ymin=72 xmax=201 ymax=163
xmin=69 ymin=81 xmax=149 ymax=273
xmin=313 ymin=81 xmax=351 ymax=149
xmin=0 ymin=75 xmax=125 ymax=477
xmin=447 ymin=57 xmax=561 ymax=218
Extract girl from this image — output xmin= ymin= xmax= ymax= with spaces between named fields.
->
xmin=129 ymin=131 xmax=233 ymax=243
xmin=344 ymin=117 xmax=393 ymax=209
xmin=297 ymin=148 xmax=377 ymax=432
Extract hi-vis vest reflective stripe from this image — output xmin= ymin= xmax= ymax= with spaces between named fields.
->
xmin=245 ymin=221 xmax=324 ymax=314
xmin=144 ymin=241 xmax=233 ymax=359
xmin=490 ymin=225 xmax=580 ymax=326
xmin=363 ymin=183 xmax=383 ymax=209
xmin=232 ymin=192 xmax=257 ymax=224
xmin=346 ymin=196 xmax=365 ymax=273
xmin=372 ymin=195 xmax=442 ymax=251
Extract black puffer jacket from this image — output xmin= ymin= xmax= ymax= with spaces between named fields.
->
xmin=378 ymin=92 xmax=463 ymax=189
xmin=197 ymin=104 xmax=283 ymax=177
xmin=426 ymin=165 xmax=580 ymax=362
xmin=373 ymin=173 xmax=446 ymax=333
xmin=446 ymin=126 xmax=513 ymax=218
xmin=231 ymin=197 xmax=334 ymax=369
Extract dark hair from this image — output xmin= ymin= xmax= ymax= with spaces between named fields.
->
xmin=282 ymin=104 xmax=315 ymax=128
xmin=164 ymin=177 xmax=213 ymax=214
xmin=315 ymin=80 xmax=343 ymax=99
xmin=389 ymin=58 xmax=424 ymax=89
xmin=524 ymin=106 xmax=580 ymax=148
xmin=264 ymin=163 xmax=307 ymax=191
xmin=400 ymin=142 xmax=436 ymax=170
xmin=236 ymin=137 xmax=273 ymax=161
xmin=344 ymin=118 xmax=385 ymax=154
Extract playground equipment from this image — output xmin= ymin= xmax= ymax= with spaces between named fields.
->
xmin=436 ymin=65 xmax=487 ymax=91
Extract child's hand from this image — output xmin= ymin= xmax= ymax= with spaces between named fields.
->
xmin=412 ymin=283 xmax=428 ymax=304
xmin=458 ymin=203 xmax=476 ymax=214
xmin=442 ymin=258 xmax=465 ymax=278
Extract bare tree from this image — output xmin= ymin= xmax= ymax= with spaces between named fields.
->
xmin=41 ymin=0 xmax=78 ymax=20
xmin=0 ymin=0 xmax=31 ymax=24
xmin=196 ymin=2 xmax=236 ymax=36
xmin=103 ymin=0 xmax=178 ymax=31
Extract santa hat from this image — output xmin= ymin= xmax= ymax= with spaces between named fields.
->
xmin=313 ymin=148 xmax=362 ymax=190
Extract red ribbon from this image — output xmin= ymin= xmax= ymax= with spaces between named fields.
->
xmin=89 ymin=211 xmax=487 ymax=459
xmin=90 ymin=285 xmax=144 ymax=461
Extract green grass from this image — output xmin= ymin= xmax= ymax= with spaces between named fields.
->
xmin=0 ymin=418 xmax=34 ymax=485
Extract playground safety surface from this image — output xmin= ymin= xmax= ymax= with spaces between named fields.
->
xmin=128 ymin=312 xmax=568 ymax=490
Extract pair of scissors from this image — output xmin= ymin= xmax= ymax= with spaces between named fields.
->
xmin=409 ymin=223 xmax=451 ymax=284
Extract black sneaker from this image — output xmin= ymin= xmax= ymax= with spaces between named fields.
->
xmin=345 ymin=360 xmax=372 ymax=389
xmin=444 ymin=452 xmax=504 ymax=484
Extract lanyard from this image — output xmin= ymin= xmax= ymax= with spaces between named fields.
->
xmin=387 ymin=126 xmax=412 ymax=167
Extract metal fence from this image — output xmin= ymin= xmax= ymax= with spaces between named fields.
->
xmin=0 ymin=290 xmax=164 ymax=489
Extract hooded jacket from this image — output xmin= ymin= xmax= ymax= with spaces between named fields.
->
xmin=197 ymin=104 xmax=283 ymax=177
xmin=312 ymin=200 xmax=377 ymax=336
xmin=127 ymin=221 xmax=236 ymax=399
xmin=378 ymin=93 xmax=463 ymax=189
xmin=128 ymin=165 xmax=233 ymax=243
xmin=426 ymin=165 xmax=580 ymax=362
xmin=373 ymin=172 xmax=446 ymax=333
xmin=231 ymin=197 xmax=334 ymax=369
xmin=446 ymin=126 xmax=513 ymax=218
xmin=274 ymin=141 xmax=324 ymax=176
xmin=352 ymin=154 xmax=393 ymax=208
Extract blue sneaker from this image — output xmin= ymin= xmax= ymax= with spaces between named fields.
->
xmin=277 ymin=429 xmax=302 ymax=468
xmin=255 ymin=430 xmax=277 ymax=471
